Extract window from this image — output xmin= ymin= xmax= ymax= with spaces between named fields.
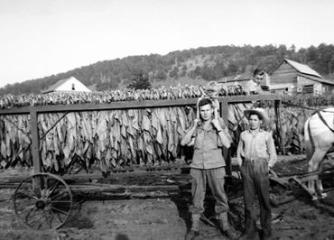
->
xmin=303 ymin=85 xmax=313 ymax=94
xmin=72 ymin=83 xmax=75 ymax=90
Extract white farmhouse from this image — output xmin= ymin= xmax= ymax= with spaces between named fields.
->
xmin=42 ymin=76 xmax=91 ymax=94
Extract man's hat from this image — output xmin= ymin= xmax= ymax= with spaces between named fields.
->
xmin=244 ymin=108 xmax=269 ymax=125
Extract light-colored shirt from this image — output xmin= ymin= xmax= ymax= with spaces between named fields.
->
xmin=236 ymin=129 xmax=277 ymax=168
xmin=245 ymin=79 xmax=262 ymax=95
xmin=190 ymin=119 xmax=230 ymax=169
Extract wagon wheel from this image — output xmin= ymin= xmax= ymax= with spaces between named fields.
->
xmin=13 ymin=173 xmax=73 ymax=230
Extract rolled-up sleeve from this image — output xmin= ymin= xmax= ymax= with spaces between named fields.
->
xmin=236 ymin=132 xmax=244 ymax=166
xmin=218 ymin=117 xmax=232 ymax=147
xmin=266 ymin=132 xmax=277 ymax=168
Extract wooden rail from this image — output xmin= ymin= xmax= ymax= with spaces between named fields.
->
xmin=0 ymin=94 xmax=282 ymax=115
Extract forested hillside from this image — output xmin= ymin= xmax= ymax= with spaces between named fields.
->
xmin=1 ymin=44 xmax=334 ymax=95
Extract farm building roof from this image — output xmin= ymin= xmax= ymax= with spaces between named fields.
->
xmin=42 ymin=76 xmax=90 ymax=94
xmin=43 ymin=78 xmax=70 ymax=93
xmin=299 ymin=73 xmax=334 ymax=86
xmin=285 ymin=59 xmax=322 ymax=78
xmin=218 ymin=72 xmax=252 ymax=83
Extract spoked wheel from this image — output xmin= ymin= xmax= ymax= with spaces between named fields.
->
xmin=13 ymin=173 xmax=73 ymax=230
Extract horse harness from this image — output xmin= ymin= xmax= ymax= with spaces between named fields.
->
xmin=316 ymin=111 xmax=334 ymax=134
xmin=308 ymin=110 xmax=334 ymax=150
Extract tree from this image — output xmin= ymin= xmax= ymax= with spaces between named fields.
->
xmin=288 ymin=44 xmax=296 ymax=53
xmin=179 ymin=65 xmax=187 ymax=77
xmin=277 ymin=44 xmax=288 ymax=58
xmin=213 ymin=62 xmax=225 ymax=79
xmin=225 ymin=63 xmax=239 ymax=76
xmin=188 ymin=66 xmax=202 ymax=79
xmin=200 ymin=65 xmax=216 ymax=80
xmin=3 ymin=44 xmax=334 ymax=95
xmin=169 ymin=66 xmax=179 ymax=78
xmin=127 ymin=72 xmax=151 ymax=90
xmin=155 ymin=70 xmax=167 ymax=81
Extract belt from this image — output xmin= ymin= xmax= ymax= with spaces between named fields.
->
xmin=243 ymin=157 xmax=268 ymax=164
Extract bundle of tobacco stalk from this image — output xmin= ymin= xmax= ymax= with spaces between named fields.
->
xmin=0 ymin=103 xmax=304 ymax=174
xmin=0 ymin=84 xmax=247 ymax=109
xmin=1 ymin=87 xmax=330 ymax=173
xmin=0 ymin=107 xmax=196 ymax=173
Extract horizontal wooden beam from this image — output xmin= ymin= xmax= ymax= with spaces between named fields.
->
xmin=34 ymin=98 xmax=199 ymax=113
xmin=0 ymin=94 xmax=282 ymax=115
xmin=0 ymin=106 xmax=31 ymax=115
xmin=222 ymin=94 xmax=282 ymax=103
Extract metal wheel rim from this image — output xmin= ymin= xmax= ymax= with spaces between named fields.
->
xmin=13 ymin=173 xmax=73 ymax=230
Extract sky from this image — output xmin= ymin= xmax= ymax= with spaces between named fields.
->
xmin=0 ymin=0 xmax=334 ymax=88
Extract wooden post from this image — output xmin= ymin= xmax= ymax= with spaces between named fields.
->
xmin=275 ymin=100 xmax=284 ymax=155
xmin=220 ymin=100 xmax=228 ymax=121
xmin=220 ymin=100 xmax=232 ymax=176
xmin=30 ymin=108 xmax=41 ymax=174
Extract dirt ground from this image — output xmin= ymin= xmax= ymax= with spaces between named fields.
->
xmin=0 ymin=158 xmax=334 ymax=240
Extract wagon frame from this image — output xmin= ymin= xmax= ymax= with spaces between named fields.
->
xmin=5 ymin=93 xmax=323 ymax=230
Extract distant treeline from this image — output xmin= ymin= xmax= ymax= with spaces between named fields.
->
xmin=1 ymin=44 xmax=334 ymax=95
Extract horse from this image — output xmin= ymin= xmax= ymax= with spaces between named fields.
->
xmin=304 ymin=107 xmax=334 ymax=200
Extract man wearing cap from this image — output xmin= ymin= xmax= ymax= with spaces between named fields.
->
xmin=237 ymin=108 xmax=277 ymax=240
xmin=181 ymin=98 xmax=239 ymax=240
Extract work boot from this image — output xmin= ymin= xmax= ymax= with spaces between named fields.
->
xmin=185 ymin=230 xmax=199 ymax=240
xmin=217 ymin=212 xmax=239 ymax=240
xmin=260 ymin=229 xmax=273 ymax=240
xmin=240 ymin=218 xmax=258 ymax=240
xmin=224 ymin=229 xmax=239 ymax=240
xmin=185 ymin=214 xmax=200 ymax=240
xmin=239 ymin=230 xmax=257 ymax=240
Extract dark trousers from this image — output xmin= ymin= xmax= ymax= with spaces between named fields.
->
xmin=240 ymin=159 xmax=271 ymax=235
xmin=189 ymin=167 xmax=229 ymax=214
